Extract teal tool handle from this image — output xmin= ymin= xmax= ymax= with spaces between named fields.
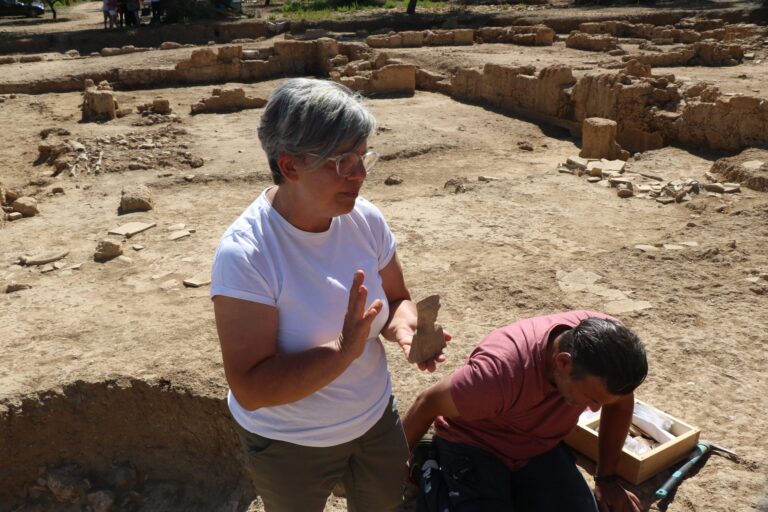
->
xmin=655 ymin=443 xmax=710 ymax=499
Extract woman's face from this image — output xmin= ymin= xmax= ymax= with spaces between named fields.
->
xmin=294 ymin=139 xmax=369 ymax=219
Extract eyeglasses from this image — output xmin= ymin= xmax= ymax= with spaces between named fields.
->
xmin=306 ymin=150 xmax=380 ymax=178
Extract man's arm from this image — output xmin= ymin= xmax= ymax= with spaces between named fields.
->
xmin=402 ymin=374 xmax=460 ymax=449
xmin=594 ymin=393 xmax=641 ymax=512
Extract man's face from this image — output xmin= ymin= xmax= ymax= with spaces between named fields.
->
xmin=553 ymin=354 xmax=623 ymax=411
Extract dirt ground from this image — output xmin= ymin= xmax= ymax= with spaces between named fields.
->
xmin=1 ymin=1 xmax=767 ymax=511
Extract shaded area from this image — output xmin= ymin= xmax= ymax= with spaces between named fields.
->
xmin=0 ymin=378 xmax=255 ymax=511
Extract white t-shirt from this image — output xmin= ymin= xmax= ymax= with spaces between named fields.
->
xmin=210 ymin=188 xmax=396 ymax=447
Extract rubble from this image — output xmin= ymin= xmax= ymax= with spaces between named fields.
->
xmin=566 ymin=32 xmax=619 ymax=52
xmin=190 ymin=88 xmax=267 ymax=115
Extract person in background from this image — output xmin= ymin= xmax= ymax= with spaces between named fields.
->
xmin=211 ymin=78 xmax=449 ymax=512
xmin=125 ymin=0 xmax=141 ymax=26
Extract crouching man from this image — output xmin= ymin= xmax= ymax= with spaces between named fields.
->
xmin=403 ymin=310 xmax=647 ymax=512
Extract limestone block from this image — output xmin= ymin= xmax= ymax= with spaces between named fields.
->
xmin=477 ymin=27 xmax=503 ymax=43
xmin=82 ymin=88 xmax=117 ymax=122
xmin=416 ymin=68 xmax=448 ymax=92
xmin=453 ymin=29 xmax=475 ymax=46
xmin=217 ymin=45 xmax=243 ymax=63
xmin=366 ymin=35 xmax=394 ymax=48
xmin=511 ymin=33 xmax=537 ymax=46
xmin=160 ymin=41 xmax=183 ymax=50
xmin=368 ymin=65 xmax=416 ymax=95
xmin=12 ymin=196 xmax=39 ymax=217
xmin=400 ymin=31 xmax=424 ymax=47
xmin=580 ymin=117 xmax=629 ymax=161
xmin=424 ymin=30 xmax=454 ymax=46
xmin=338 ymin=42 xmax=369 ymax=61
xmin=566 ymin=32 xmax=618 ymax=52
xmin=120 ymin=184 xmax=154 ymax=213
xmin=622 ymin=59 xmax=652 ymax=78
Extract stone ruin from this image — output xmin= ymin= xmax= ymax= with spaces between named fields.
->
xmin=81 ymin=79 xmax=118 ymax=122
xmin=710 ymin=148 xmax=768 ymax=192
xmin=190 ymin=88 xmax=267 ymax=115
xmin=579 ymin=118 xmax=629 ymax=161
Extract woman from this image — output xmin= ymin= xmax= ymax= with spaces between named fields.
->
xmin=211 ymin=78 xmax=447 ymax=511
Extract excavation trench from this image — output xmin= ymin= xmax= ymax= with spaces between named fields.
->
xmin=0 ymin=379 xmax=255 ymax=511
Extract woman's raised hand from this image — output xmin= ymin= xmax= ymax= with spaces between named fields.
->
xmin=337 ymin=270 xmax=383 ymax=361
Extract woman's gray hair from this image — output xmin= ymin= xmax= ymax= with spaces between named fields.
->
xmin=258 ymin=78 xmax=377 ymax=184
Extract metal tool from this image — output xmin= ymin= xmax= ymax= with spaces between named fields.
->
xmin=655 ymin=441 xmax=738 ymax=500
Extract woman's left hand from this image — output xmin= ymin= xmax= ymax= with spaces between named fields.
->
xmin=396 ymin=327 xmax=451 ymax=372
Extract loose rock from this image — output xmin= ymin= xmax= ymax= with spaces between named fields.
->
xmin=94 ymin=239 xmax=123 ymax=262
xmin=12 ymin=197 xmax=39 ymax=217
xmin=120 ymin=184 xmax=154 ymax=213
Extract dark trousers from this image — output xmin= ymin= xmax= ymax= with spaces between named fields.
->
xmin=418 ymin=437 xmax=598 ymax=512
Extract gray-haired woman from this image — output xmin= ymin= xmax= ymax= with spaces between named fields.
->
xmin=210 ymin=78 xmax=449 ymax=511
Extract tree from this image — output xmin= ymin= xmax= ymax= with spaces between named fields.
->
xmin=27 ymin=0 xmax=74 ymax=20
xmin=406 ymin=0 xmax=416 ymax=14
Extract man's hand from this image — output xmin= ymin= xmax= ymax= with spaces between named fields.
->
xmin=594 ymin=477 xmax=641 ymax=512
xmin=395 ymin=326 xmax=451 ymax=372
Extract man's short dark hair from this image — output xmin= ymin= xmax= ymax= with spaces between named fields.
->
xmin=559 ymin=317 xmax=648 ymax=395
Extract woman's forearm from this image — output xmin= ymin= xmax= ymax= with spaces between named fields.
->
xmin=228 ymin=338 xmax=355 ymax=411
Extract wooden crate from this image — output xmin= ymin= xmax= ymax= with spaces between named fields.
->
xmin=565 ymin=400 xmax=700 ymax=485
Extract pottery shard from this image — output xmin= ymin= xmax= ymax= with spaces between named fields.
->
xmin=407 ymin=295 xmax=446 ymax=364
xmin=120 ymin=184 xmax=154 ymax=212
xmin=94 ymin=239 xmax=123 ymax=262
xmin=579 ymin=118 xmax=629 ymax=161
xmin=12 ymin=196 xmax=39 ymax=217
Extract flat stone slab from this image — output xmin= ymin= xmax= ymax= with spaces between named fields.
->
xmin=604 ymin=298 xmax=653 ymax=315
xmin=634 ymin=244 xmax=660 ymax=252
xmin=109 ymin=222 xmax=157 ymax=238
xmin=168 ymin=230 xmax=191 ymax=241
xmin=183 ymin=276 xmax=211 ymax=288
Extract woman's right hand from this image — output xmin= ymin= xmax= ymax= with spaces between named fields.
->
xmin=337 ymin=270 xmax=383 ymax=361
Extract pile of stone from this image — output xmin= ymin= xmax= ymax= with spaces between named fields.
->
xmin=1 ymin=183 xmax=38 ymax=222
xmin=25 ymin=462 xmax=139 ymax=510
xmin=559 ymin=155 xmax=741 ymax=204
xmin=190 ymin=88 xmax=266 ymax=115
xmin=135 ymin=99 xmax=180 ymax=126
xmin=565 ymin=32 xmax=620 ymax=53
xmin=622 ymin=41 xmax=744 ymax=67
xmin=100 ymin=45 xmax=149 ymax=57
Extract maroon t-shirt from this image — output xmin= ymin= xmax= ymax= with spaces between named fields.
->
xmin=434 ymin=310 xmax=617 ymax=470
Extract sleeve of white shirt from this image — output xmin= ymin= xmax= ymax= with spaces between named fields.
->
xmin=357 ymin=198 xmax=396 ymax=270
xmin=210 ymin=230 xmax=276 ymax=306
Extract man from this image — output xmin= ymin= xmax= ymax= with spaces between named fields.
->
xmin=402 ymin=310 xmax=647 ymax=512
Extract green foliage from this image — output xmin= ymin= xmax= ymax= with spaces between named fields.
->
xmin=278 ymin=0 xmax=445 ymax=18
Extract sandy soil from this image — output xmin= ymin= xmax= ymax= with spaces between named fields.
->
xmin=1 ymin=2 xmax=767 ymax=511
